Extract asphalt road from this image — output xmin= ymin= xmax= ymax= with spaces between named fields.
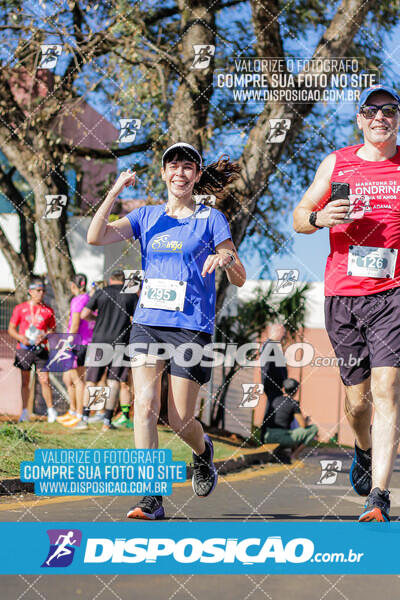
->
xmin=1 ymin=448 xmax=400 ymax=599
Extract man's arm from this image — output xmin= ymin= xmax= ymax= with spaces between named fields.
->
xmin=293 ymin=153 xmax=351 ymax=233
xmin=295 ymin=411 xmax=307 ymax=428
xmin=8 ymin=322 xmax=29 ymax=346
xmin=81 ymin=307 xmax=96 ymax=321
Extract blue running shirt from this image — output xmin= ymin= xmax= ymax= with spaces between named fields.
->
xmin=126 ymin=204 xmax=232 ymax=333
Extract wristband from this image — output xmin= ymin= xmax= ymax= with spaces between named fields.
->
xmin=309 ymin=211 xmax=323 ymax=229
xmin=222 ymin=251 xmax=236 ymax=270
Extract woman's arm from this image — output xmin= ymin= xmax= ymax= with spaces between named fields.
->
xmin=202 ymin=239 xmax=246 ymax=287
xmin=87 ymin=170 xmax=136 ymax=246
xmin=69 ymin=312 xmax=81 ymax=334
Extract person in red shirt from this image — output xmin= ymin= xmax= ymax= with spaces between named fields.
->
xmin=293 ymin=84 xmax=400 ymax=522
xmin=8 ymin=277 xmax=57 ymax=423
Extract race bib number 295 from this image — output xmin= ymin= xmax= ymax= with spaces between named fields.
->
xmin=140 ymin=278 xmax=187 ymax=311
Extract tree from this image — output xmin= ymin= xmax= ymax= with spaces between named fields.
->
xmin=0 ymin=0 xmax=398 ymax=319
xmin=211 ymin=282 xmax=309 ymax=429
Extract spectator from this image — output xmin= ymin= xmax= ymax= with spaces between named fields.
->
xmin=8 ymin=277 xmax=57 ymax=422
xmin=75 ymin=270 xmax=137 ymax=431
xmin=254 ymin=323 xmax=288 ymax=444
xmin=263 ymin=378 xmax=318 ymax=463
xmin=57 ymin=274 xmax=95 ymax=427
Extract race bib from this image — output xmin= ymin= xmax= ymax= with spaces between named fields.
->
xmin=347 ymin=245 xmax=397 ymax=279
xmin=140 ymin=278 xmax=187 ymax=311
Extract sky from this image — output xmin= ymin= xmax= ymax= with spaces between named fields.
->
xmin=3 ymin=2 xmax=400 ymax=284
xmin=241 ymin=26 xmax=400 ymax=282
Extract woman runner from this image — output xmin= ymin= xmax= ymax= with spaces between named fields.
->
xmin=57 ymin=274 xmax=94 ymax=427
xmin=87 ymin=142 xmax=246 ymax=519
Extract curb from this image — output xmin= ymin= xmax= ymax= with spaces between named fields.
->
xmin=0 ymin=444 xmax=279 ymax=496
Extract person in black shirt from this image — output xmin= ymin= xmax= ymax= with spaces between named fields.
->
xmin=263 ymin=378 xmax=318 ymax=461
xmin=254 ymin=323 xmax=288 ymax=444
xmin=74 ymin=270 xmax=137 ymax=430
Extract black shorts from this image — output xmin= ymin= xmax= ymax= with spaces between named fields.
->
xmin=129 ymin=324 xmax=212 ymax=386
xmin=14 ymin=347 xmax=49 ymax=371
xmin=76 ymin=345 xmax=87 ymax=368
xmin=85 ymin=363 xmax=129 ymax=384
xmin=325 ymin=287 xmax=400 ymax=386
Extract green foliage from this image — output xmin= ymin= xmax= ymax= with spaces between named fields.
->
xmin=211 ymin=282 xmax=309 ymax=427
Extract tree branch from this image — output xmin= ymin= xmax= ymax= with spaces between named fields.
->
xmin=59 ymin=138 xmax=155 ymax=159
xmin=227 ymin=0 xmax=374 ymax=251
xmin=250 ymin=0 xmax=285 ymax=84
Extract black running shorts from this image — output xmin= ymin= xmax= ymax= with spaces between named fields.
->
xmin=325 ymin=287 xmax=400 ymax=386
xmin=14 ymin=346 xmax=49 ymax=371
xmin=129 ymin=324 xmax=212 ymax=386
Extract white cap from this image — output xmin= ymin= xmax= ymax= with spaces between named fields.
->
xmin=162 ymin=142 xmax=202 ymax=168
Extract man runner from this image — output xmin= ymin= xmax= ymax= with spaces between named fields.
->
xmin=293 ymin=84 xmax=400 ymax=522
xmin=8 ymin=277 xmax=57 ymax=422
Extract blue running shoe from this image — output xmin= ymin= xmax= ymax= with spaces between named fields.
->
xmin=127 ymin=495 xmax=165 ymax=520
xmin=192 ymin=434 xmax=218 ymax=497
xmin=350 ymin=444 xmax=371 ymax=496
xmin=359 ymin=488 xmax=390 ymax=522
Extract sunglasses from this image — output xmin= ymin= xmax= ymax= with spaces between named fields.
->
xmin=360 ymin=103 xmax=399 ymax=119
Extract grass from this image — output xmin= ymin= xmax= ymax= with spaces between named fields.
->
xmin=0 ymin=421 xmax=246 ymax=479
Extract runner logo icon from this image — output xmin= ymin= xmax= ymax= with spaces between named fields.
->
xmin=87 ymin=386 xmax=110 ymax=411
xmin=240 ymin=383 xmax=264 ymax=408
xmin=274 ymin=269 xmax=299 ymax=293
xmin=41 ymin=529 xmax=82 ymax=568
xmin=191 ymin=45 xmax=215 ymax=70
xmin=44 ymin=195 xmax=67 ymax=219
xmin=317 ymin=460 xmax=342 ymax=485
xmin=267 ymin=119 xmax=291 ymax=143
xmin=118 ymin=118 xmax=141 ymax=143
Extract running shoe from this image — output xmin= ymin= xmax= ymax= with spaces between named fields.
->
xmin=72 ymin=420 xmax=88 ymax=431
xmin=56 ymin=412 xmax=75 ymax=423
xmin=62 ymin=416 xmax=82 ymax=427
xmin=113 ymin=414 xmax=133 ymax=429
xmin=18 ymin=408 xmax=29 ymax=422
xmin=359 ymin=487 xmax=390 ymax=522
xmin=127 ymin=495 xmax=165 ymax=520
xmin=101 ymin=423 xmax=117 ymax=432
xmin=47 ymin=407 xmax=58 ymax=423
xmin=192 ymin=434 xmax=218 ymax=497
xmin=88 ymin=412 xmax=105 ymax=423
xmin=350 ymin=443 xmax=372 ymax=496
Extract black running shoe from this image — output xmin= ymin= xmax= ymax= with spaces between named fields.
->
xmin=192 ymin=434 xmax=218 ymax=497
xmin=349 ymin=443 xmax=371 ymax=496
xmin=126 ymin=495 xmax=165 ymax=520
xmin=359 ymin=487 xmax=390 ymax=522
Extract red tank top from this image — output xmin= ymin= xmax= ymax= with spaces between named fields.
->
xmin=318 ymin=144 xmax=400 ymax=296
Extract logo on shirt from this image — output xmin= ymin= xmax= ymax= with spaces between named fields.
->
xmin=151 ymin=234 xmax=183 ymax=252
xmin=338 ymin=169 xmax=355 ymax=176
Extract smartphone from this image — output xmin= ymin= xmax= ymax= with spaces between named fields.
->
xmin=330 ymin=182 xmax=350 ymax=201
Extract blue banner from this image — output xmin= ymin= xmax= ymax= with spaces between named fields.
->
xmin=0 ymin=522 xmax=398 ymax=574
xmin=20 ymin=449 xmax=186 ymax=496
